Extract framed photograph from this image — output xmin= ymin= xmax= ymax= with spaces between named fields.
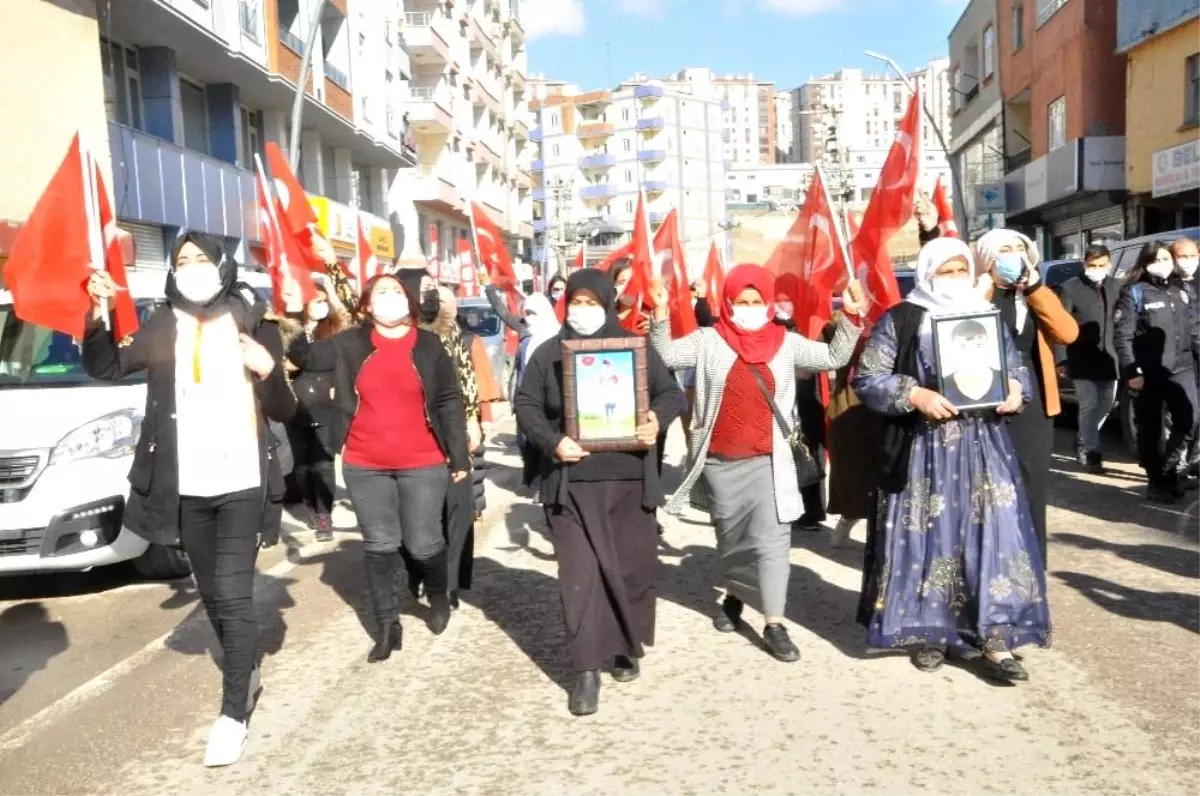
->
xmin=561 ymin=336 xmax=651 ymax=452
xmin=931 ymin=310 xmax=1009 ymax=412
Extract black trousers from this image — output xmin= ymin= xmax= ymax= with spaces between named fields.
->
xmin=798 ymin=378 xmax=827 ymax=522
xmin=1137 ymin=370 xmax=1198 ymax=486
xmin=286 ymin=422 xmax=335 ymax=519
xmin=179 ymin=487 xmax=262 ymax=723
xmin=1006 ymin=406 xmax=1054 ymax=560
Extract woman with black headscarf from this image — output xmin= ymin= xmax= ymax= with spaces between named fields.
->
xmin=514 ymin=269 xmax=683 ymax=717
xmin=83 ymin=233 xmax=296 ymax=768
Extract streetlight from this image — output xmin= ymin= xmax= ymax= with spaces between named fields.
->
xmin=864 ymin=50 xmax=965 ymax=222
xmin=289 ymin=0 xmax=329 ymax=170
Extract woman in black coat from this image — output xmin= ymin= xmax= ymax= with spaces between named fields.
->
xmin=514 ymin=268 xmax=683 ymax=717
xmin=83 ymin=233 xmax=296 ymax=768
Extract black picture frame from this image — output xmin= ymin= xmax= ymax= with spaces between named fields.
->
xmin=561 ymin=336 xmax=651 ymax=452
xmin=931 ymin=309 xmax=1009 ymax=412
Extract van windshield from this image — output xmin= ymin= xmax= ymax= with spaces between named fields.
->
xmin=458 ymin=306 xmax=502 ymax=338
xmin=0 ymin=301 xmax=157 ymax=388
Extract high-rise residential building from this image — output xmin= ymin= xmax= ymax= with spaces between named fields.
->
xmin=529 ymin=78 xmax=727 ymax=280
xmin=391 ymin=0 xmax=533 ymax=275
xmin=792 ymin=58 xmax=954 ymax=205
xmin=774 ymin=90 xmax=795 ymax=163
xmin=0 ymin=0 xmax=532 ymax=284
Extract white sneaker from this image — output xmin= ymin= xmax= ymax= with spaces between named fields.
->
xmin=246 ymin=665 xmax=262 ymax=715
xmin=203 ymin=715 xmax=248 ymax=768
xmin=829 ymin=520 xmax=854 ymax=548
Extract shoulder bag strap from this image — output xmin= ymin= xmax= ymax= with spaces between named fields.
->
xmin=746 ymin=364 xmax=798 ymax=445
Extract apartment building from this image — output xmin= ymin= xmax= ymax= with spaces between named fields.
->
xmin=791 ymin=58 xmax=954 ymax=205
xmin=774 ymin=90 xmax=795 ymax=163
xmin=998 ymin=0 xmax=1126 ymax=258
xmin=1119 ymin=0 xmax=1199 ymax=236
xmin=390 ymin=0 xmax=534 ymax=277
xmin=530 ymin=80 xmax=727 ymax=280
xmin=949 ymin=0 xmax=1007 ymax=237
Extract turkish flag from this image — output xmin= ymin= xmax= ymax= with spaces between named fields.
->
xmin=574 ymin=244 xmax=586 ymax=271
xmin=255 ymin=160 xmax=316 ymax=314
xmin=652 ymin=209 xmax=697 ymax=338
xmin=264 ymin=142 xmax=323 ymax=271
xmin=470 ymin=201 xmax=517 ymax=289
xmin=932 ymin=176 xmax=959 ymax=238
xmin=458 ymin=239 xmax=479 ymax=298
xmin=764 ymin=168 xmax=849 ymax=340
xmin=354 ymin=214 xmax=380 ymax=289
xmin=5 ymin=135 xmax=137 ymax=340
xmin=702 ymin=241 xmax=726 ymax=317
xmin=620 ymin=191 xmax=658 ymax=333
xmin=594 ymin=241 xmax=633 ymax=272
xmin=850 ymin=89 xmax=921 ymax=322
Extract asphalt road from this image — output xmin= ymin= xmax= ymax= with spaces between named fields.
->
xmin=0 ymin=417 xmax=1196 ymax=795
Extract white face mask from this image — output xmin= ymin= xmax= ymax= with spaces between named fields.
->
xmin=1177 ymin=257 xmax=1199 ymax=279
xmin=174 ymin=264 xmax=222 ymax=304
xmin=1084 ymin=268 xmax=1110 ymax=284
xmin=731 ymin=305 xmax=769 ymax=331
xmin=566 ymin=305 xmax=606 ymax=337
xmin=308 ymin=302 xmax=330 ymax=321
xmin=371 ymin=292 xmax=410 ymax=326
xmin=931 ymin=276 xmax=975 ymax=302
xmin=1148 ymin=261 xmax=1175 ymax=279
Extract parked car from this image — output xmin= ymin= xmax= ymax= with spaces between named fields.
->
xmin=457 ymin=297 xmax=508 ymax=393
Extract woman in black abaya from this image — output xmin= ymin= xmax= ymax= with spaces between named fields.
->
xmin=514 ymin=269 xmax=683 ymax=717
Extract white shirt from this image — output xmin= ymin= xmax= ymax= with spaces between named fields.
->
xmin=173 ymin=310 xmax=261 ymax=497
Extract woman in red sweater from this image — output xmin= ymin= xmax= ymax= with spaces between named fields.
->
xmin=288 ymin=274 xmax=469 ymax=662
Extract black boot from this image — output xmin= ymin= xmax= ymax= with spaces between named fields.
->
xmin=568 ymin=671 xmax=600 ymax=716
xmin=364 ymin=551 xmax=402 ymax=662
xmin=713 ymin=595 xmax=743 ymax=633
xmin=421 ymin=549 xmax=452 ymax=635
xmin=612 ymin=655 xmax=640 ymax=683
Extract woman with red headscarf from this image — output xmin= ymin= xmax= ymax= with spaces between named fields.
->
xmin=650 ymin=265 xmax=864 ymax=662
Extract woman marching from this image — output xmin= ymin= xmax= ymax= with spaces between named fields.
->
xmin=650 ymin=264 xmax=863 ymax=662
xmin=1114 ymin=240 xmax=1200 ymax=502
xmin=281 ymin=279 xmax=351 ymax=542
xmin=854 ymin=238 xmax=1050 ymax=681
xmin=287 ymin=273 xmax=470 ymax=660
xmin=514 ymin=268 xmax=682 ymax=716
xmin=83 ymin=233 xmax=296 ymax=767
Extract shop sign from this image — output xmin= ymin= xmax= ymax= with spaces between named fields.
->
xmin=1152 ymin=139 xmax=1200 ymax=198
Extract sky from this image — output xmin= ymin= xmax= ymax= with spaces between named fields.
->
xmin=523 ymin=0 xmax=969 ymax=91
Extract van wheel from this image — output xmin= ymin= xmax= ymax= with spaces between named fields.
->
xmin=134 ymin=544 xmax=192 ymax=580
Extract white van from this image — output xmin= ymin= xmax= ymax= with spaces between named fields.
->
xmin=0 ymin=267 xmax=275 ymax=578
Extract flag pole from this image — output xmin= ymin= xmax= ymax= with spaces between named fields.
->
xmin=80 ymin=141 xmax=110 ymax=331
xmin=816 ymin=164 xmax=855 ymax=283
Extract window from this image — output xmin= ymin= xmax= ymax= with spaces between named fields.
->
xmin=1036 ymin=0 xmax=1067 ymax=27
xmin=1187 ymin=54 xmax=1200 ymax=126
xmin=1048 ymin=96 xmax=1066 ymax=150
xmin=626 ymin=200 xmax=633 ymax=212
xmin=983 ymin=25 xmax=995 ymax=78
xmin=239 ymin=0 xmax=261 ymax=42
xmin=239 ymin=107 xmax=262 ymax=169
xmin=950 ymin=67 xmax=962 ymax=111
xmin=1012 ymin=2 xmax=1025 ymax=50
xmin=552 ymin=143 xmax=560 ymax=156
xmin=625 ymin=170 xmax=632 ymax=183
xmin=622 ymin=108 xmax=629 ymax=121
xmin=179 ymin=79 xmax=209 ymax=154
xmin=623 ymin=138 xmax=631 ymax=151
xmin=550 ymin=112 xmax=558 ymax=127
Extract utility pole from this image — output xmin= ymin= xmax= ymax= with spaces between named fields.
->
xmin=288 ymin=0 xmax=328 ymax=171
xmin=549 ymin=176 xmax=574 ymax=279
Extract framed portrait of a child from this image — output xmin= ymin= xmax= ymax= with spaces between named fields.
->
xmin=560 ymin=336 xmax=651 ymax=452
xmin=931 ymin=310 xmax=1008 ymax=412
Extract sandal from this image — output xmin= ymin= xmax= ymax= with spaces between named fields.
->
xmin=912 ymin=645 xmax=946 ymax=672
xmin=978 ymin=653 xmax=1029 ymax=682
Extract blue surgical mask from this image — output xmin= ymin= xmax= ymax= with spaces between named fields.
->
xmin=994 ymin=253 xmax=1027 ymax=284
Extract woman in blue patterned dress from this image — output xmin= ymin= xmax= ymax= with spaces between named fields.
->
xmin=853 ymin=238 xmax=1051 ymax=682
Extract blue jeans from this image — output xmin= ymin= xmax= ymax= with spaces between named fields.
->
xmin=1075 ymin=379 xmax=1118 ymax=453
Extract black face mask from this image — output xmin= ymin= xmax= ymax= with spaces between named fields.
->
xmin=419 ymin=289 xmax=441 ymax=323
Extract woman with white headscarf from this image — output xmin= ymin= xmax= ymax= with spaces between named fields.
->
xmin=854 ymin=237 xmax=1050 ymax=682
xmin=974 ymin=229 xmax=1078 ymax=559
xmin=513 ymin=292 xmax=562 ymax=493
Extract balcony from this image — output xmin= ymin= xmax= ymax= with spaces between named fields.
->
xmin=1005 ymin=148 xmax=1032 ymax=174
xmin=504 ymin=15 xmax=525 ymax=42
xmin=579 ymin=183 xmax=618 ymax=201
xmin=515 ymin=169 xmax=534 ymax=190
xmin=575 ymin=90 xmax=612 ymax=109
xmin=530 ymin=159 xmax=544 ymax=172
xmin=643 ymin=180 xmax=668 ymax=195
xmin=636 ymin=117 xmax=665 ymax=133
xmin=407 ymin=87 xmax=453 ymax=134
xmin=634 ymin=85 xmax=663 ymax=102
xmin=577 ymin=122 xmax=614 ymax=140
xmin=533 ymin=218 xmax=550 ymax=233
xmin=722 ymin=130 xmax=731 ymax=142
xmin=720 ymin=99 xmax=730 ymax=111
xmin=580 ymin=153 xmax=617 ymax=171
xmin=324 ymin=62 xmax=350 ymax=92
xmin=532 ymin=187 xmax=547 ymax=201
xmin=638 ymin=149 xmax=666 ymax=164
xmin=107 ymin=122 xmax=257 ymax=242
xmin=649 ymin=211 xmax=666 ymax=224
xmin=529 ymin=127 xmax=543 ymax=142
xmin=469 ymin=15 xmax=499 ymax=58
xmin=279 ymin=26 xmax=304 ymax=54
xmin=401 ymin=163 xmax=461 ymax=214
xmin=512 ymin=118 xmax=530 ymax=140
xmin=403 ymin=11 xmax=451 ymax=64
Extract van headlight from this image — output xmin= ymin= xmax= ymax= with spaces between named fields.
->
xmin=51 ymin=410 xmax=143 ymax=466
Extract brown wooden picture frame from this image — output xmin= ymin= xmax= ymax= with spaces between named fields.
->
xmin=561 ymin=336 xmax=651 ymax=452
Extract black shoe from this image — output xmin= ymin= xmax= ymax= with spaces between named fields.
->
xmin=368 ymin=621 xmax=402 ymax=663
xmin=568 ymin=671 xmax=600 ymax=716
xmin=449 ymin=591 xmax=461 ymax=611
xmin=427 ymin=593 xmax=451 ymax=635
xmin=1181 ymin=473 xmax=1200 ymax=492
xmin=762 ymin=623 xmax=800 ymax=662
xmin=1084 ymin=452 xmax=1104 ymax=474
xmin=794 ymin=515 xmax=824 ymax=532
xmin=713 ymin=595 xmax=743 ymax=633
xmin=1076 ymin=446 xmax=1089 ymax=467
xmin=978 ymin=654 xmax=1029 ymax=682
xmin=1148 ymin=485 xmax=1178 ymax=504
xmin=912 ymin=645 xmax=946 ymax=672
xmin=314 ymin=514 xmax=334 ymax=542
xmin=611 ymin=655 xmax=640 ymax=683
